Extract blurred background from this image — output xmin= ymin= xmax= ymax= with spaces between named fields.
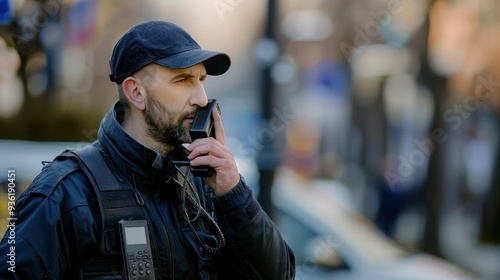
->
xmin=1 ymin=0 xmax=500 ymax=279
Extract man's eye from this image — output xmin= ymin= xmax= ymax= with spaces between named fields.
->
xmin=177 ymin=78 xmax=189 ymax=83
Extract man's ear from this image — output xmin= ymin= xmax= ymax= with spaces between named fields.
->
xmin=122 ymin=77 xmax=147 ymax=111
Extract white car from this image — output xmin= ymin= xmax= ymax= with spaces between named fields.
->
xmin=272 ymin=167 xmax=479 ymax=280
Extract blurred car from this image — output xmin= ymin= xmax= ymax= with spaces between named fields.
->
xmin=0 ymin=140 xmax=87 ymax=181
xmin=0 ymin=140 xmax=88 ymax=219
xmin=271 ymin=167 xmax=479 ymax=280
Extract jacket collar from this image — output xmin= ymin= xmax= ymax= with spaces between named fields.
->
xmin=97 ymin=101 xmax=176 ymax=188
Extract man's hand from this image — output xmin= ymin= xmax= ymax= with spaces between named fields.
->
xmin=186 ymin=108 xmax=240 ymax=195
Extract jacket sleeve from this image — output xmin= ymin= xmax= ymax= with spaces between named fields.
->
xmin=0 ymin=161 xmax=100 ymax=279
xmin=0 ymin=194 xmax=66 ymax=280
xmin=212 ymin=176 xmax=295 ymax=280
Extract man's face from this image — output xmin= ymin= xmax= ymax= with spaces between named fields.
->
xmin=141 ymin=63 xmax=209 ymax=147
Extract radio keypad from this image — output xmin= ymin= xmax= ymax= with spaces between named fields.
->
xmin=127 ymin=249 xmax=153 ymax=278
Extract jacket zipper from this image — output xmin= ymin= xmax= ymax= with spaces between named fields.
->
xmin=147 ymin=169 xmax=175 ymax=279
xmin=132 ymin=171 xmax=174 ymax=279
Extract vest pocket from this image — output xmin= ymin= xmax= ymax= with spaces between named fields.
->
xmin=181 ymin=228 xmax=218 ymax=279
xmin=181 ymin=228 xmax=217 ymax=260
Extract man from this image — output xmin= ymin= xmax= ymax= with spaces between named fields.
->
xmin=0 ymin=20 xmax=295 ymax=279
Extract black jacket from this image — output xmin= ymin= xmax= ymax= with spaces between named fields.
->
xmin=0 ymin=102 xmax=295 ymax=279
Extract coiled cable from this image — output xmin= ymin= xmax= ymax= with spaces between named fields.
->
xmin=175 ymin=166 xmax=225 ymax=254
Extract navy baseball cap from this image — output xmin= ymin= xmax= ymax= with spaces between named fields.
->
xmin=109 ymin=20 xmax=231 ymax=84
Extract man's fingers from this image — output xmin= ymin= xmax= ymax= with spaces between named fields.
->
xmin=212 ymin=107 xmax=226 ymax=145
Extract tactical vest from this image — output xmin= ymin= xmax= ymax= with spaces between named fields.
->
xmin=63 ymin=144 xmax=225 ymax=279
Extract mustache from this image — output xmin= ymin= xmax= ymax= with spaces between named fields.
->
xmin=182 ymin=109 xmax=198 ymax=120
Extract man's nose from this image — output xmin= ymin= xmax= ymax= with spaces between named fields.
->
xmin=190 ymin=82 xmax=208 ymax=107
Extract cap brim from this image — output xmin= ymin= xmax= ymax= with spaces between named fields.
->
xmin=154 ymin=49 xmax=231 ymax=76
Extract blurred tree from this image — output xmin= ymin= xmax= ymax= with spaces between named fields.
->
xmin=479 ymin=23 xmax=500 ymax=244
xmin=415 ymin=0 xmax=448 ymax=257
xmin=480 ymin=114 xmax=500 ymax=244
xmin=0 ymin=0 xmax=101 ymax=142
xmin=256 ymin=0 xmax=280 ymax=218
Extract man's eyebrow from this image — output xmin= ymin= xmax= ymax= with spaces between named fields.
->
xmin=171 ymin=73 xmax=194 ymax=81
xmin=170 ymin=72 xmax=207 ymax=81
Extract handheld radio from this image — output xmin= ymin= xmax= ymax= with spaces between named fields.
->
xmin=118 ymin=220 xmax=156 ymax=280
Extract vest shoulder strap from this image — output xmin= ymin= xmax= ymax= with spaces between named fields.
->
xmin=71 ymin=144 xmax=124 ymax=192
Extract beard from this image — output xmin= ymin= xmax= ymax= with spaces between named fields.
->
xmin=144 ymin=94 xmax=193 ymax=147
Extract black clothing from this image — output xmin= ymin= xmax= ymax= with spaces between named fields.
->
xmin=0 ymin=102 xmax=295 ymax=279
